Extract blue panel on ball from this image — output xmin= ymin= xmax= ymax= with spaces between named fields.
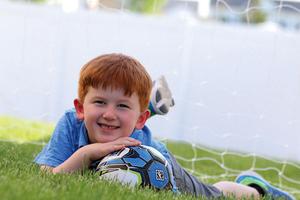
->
xmin=106 ymin=158 xmax=125 ymax=165
xmin=123 ymin=157 xmax=147 ymax=168
xmin=131 ymin=146 xmax=152 ymax=162
xmin=147 ymin=161 xmax=169 ymax=189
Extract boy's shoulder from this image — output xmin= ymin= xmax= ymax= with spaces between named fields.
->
xmin=59 ymin=108 xmax=82 ymax=126
xmin=55 ymin=108 xmax=86 ymax=142
xmin=34 ymin=109 xmax=88 ymax=167
xmin=50 ymin=108 xmax=88 ymax=148
xmin=64 ymin=108 xmax=77 ymax=120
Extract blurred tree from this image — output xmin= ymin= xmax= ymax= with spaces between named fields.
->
xmin=128 ymin=0 xmax=167 ymax=14
xmin=242 ymin=0 xmax=267 ymax=24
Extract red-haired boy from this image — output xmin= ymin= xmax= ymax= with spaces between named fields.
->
xmin=35 ymin=53 xmax=294 ymax=200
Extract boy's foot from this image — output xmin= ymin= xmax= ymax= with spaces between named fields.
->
xmin=235 ymin=171 xmax=295 ymax=200
xmin=149 ymin=75 xmax=175 ymax=115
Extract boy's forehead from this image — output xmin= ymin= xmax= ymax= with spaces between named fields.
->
xmin=91 ymin=85 xmax=135 ymax=97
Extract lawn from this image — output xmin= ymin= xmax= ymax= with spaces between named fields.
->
xmin=0 ymin=116 xmax=299 ymax=199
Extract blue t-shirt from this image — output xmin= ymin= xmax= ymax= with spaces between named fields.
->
xmin=34 ymin=109 xmax=178 ymax=191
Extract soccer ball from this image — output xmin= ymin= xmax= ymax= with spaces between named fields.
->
xmin=94 ymin=145 xmax=173 ymax=190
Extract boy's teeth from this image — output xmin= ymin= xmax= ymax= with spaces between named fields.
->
xmin=101 ymin=124 xmax=116 ymax=129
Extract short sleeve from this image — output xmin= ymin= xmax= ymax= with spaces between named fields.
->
xmin=34 ymin=113 xmax=76 ymax=167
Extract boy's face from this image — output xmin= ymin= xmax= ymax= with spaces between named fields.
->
xmin=74 ymin=86 xmax=150 ymax=143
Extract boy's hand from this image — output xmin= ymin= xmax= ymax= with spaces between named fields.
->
xmin=52 ymin=137 xmax=141 ymax=174
xmin=88 ymin=137 xmax=141 ymax=161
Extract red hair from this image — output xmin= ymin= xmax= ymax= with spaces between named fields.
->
xmin=78 ymin=53 xmax=152 ymax=111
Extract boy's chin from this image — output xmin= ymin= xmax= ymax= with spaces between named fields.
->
xmin=95 ymin=136 xmax=118 ymax=144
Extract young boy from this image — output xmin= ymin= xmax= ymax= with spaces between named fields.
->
xmin=34 ymin=53 xmax=295 ymax=200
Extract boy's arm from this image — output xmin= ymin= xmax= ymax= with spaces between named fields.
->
xmin=40 ymin=165 xmax=53 ymax=172
xmin=46 ymin=137 xmax=141 ymax=174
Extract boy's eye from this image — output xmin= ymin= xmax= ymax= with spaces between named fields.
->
xmin=94 ymin=100 xmax=105 ymax=105
xmin=118 ymin=104 xmax=130 ymax=109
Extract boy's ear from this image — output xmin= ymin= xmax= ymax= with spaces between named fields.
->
xmin=135 ymin=110 xmax=151 ymax=130
xmin=74 ymin=99 xmax=84 ymax=120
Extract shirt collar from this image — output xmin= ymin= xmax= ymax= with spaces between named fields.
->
xmin=130 ymin=126 xmax=152 ymax=146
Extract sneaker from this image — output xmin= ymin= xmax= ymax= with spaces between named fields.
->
xmin=149 ymin=75 xmax=175 ymax=115
xmin=235 ymin=171 xmax=295 ymax=200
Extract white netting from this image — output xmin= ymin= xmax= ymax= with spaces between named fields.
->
xmin=162 ymin=140 xmax=300 ymax=196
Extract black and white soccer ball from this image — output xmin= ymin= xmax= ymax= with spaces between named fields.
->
xmin=94 ymin=145 xmax=173 ymax=190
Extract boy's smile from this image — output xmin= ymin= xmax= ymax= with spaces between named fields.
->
xmin=74 ymin=87 xmax=149 ymax=143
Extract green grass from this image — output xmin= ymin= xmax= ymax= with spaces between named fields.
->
xmin=0 ymin=116 xmax=299 ymax=199
xmin=0 ymin=116 xmax=53 ymax=142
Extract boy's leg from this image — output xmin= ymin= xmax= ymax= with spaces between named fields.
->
xmin=213 ymin=181 xmax=260 ymax=199
xmin=149 ymin=75 xmax=175 ymax=116
xmin=235 ymin=171 xmax=295 ymax=200
xmin=168 ymin=153 xmax=222 ymax=198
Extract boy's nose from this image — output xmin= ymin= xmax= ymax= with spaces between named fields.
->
xmin=102 ymin=106 xmax=117 ymax=120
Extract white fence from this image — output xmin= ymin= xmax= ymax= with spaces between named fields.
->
xmin=1 ymin=1 xmax=300 ymax=161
